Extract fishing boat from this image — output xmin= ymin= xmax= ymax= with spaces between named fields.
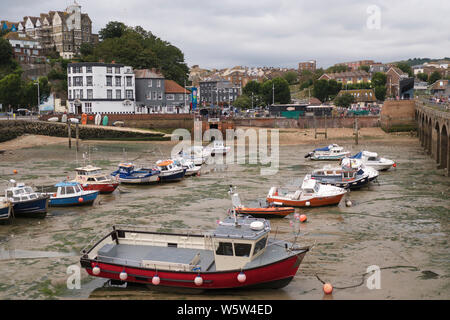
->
xmin=173 ymin=158 xmax=201 ymax=177
xmin=208 ymin=140 xmax=231 ymax=156
xmin=350 ymin=151 xmax=396 ymax=171
xmin=4 ymin=181 xmax=49 ymax=218
xmin=305 ymin=144 xmax=350 ymax=160
xmin=80 ymin=215 xmax=309 ymax=290
xmin=308 ymin=164 xmax=370 ymax=190
xmin=341 ymin=157 xmax=379 ymax=182
xmin=155 ymin=160 xmax=186 ymax=182
xmin=46 ymin=182 xmax=99 ymax=207
xmin=0 ymin=197 xmax=12 ymax=221
xmin=267 ymin=178 xmax=347 ymax=207
xmin=229 ymin=186 xmax=294 ymax=218
xmin=74 ymin=165 xmax=119 ymax=194
xmin=111 ymin=163 xmax=161 ymax=184
xmin=183 ymin=146 xmax=210 ymax=166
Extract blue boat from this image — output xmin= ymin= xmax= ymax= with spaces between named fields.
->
xmin=46 ymin=182 xmax=99 ymax=207
xmin=0 ymin=197 xmax=12 ymax=221
xmin=305 ymin=144 xmax=350 ymax=160
xmin=4 ymin=182 xmax=49 ymax=218
xmin=309 ymin=164 xmax=370 ymax=190
xmin=111 ymin=163 xmax=161 ymax=184
xmin=155 ymin=160 xmax=186 ymax=182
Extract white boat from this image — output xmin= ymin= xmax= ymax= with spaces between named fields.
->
xmin=208 ymin=140 xmax=231 ymax=156
xmin=305 ymin=144 xmax=350 ymax=161
xmin=155 ymin=160 xmax=186 ymax=182
xmin=173 ymin=158 xmax=201 ymax=177
xmin=183 ymin=146 xmax=210 ymax=166
xmin=0 ymin=197 xmax=12 ymax=221
xmin=349 ymin=151 xmax=395 ymax=171
xmin=341 ymin=157 xmax=379 ymax=182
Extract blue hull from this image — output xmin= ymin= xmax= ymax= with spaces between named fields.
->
xmin=312 ymin=176 xmax=370 ymax=190
xmin=159 ymin=170 xmax=186 ymax=182
xmin=49 ymin=192 xmax=98 ymax=207
xmin=12 ymin=197 xmax=49 ymax=218
xmin=0 ymin=206 xmax=11 ymax=221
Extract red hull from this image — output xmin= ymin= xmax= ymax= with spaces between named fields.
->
xmin=267 ymin=193 xmax=344 ymax=207
xmin=81 ymin=251 xmax=307 ymax=290
xmin=81 ymin=183 xmax=119 ymax=194
xmin=235 ymin=207 xmax=295 ymax=218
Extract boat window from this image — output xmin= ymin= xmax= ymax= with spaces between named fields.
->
xmin=13 ymin=197 xmax=20 ymax=202
xmin=60 ymin=187 xmax=66 ymax=195
xmin=96 ymin=176 xmax=107 ymax=182
xmin=314 ymin=183 xmax=320 ymax=192
xmin=253 ymin=237 xmax=268 ymax=256
xmin=66 ymin=186 xmax=75 ymax=194
xmin=20 ymin=196 xmax=28 ymax=201
xmin=216 ymin=242 xmax=234 ymax=256
xmin=74 ymin=185 xmax=81 ymax=193
xmin=25 ymin=187 xmax=33 ymax=193
xmin=7 ymin=191 xmax=13 ymax=198
xmin=87 ymin=178 xmax=95 ymax=182
xmin=368 ymin=157 xmax=377 ymax=161
xmin=14 ymin=189 xmax=24 ymax=195
xmin=234 ymin=243 xmax=251 ymax=257
xmin=304 ymin=188 xmax=314 ymax=194
xmin=30 ymin=194 xmax=37 ymax=199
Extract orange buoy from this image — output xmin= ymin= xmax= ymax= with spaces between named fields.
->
xmin=393 ymin=163 xmax=397 ymax=168
xmin=13 ymin=169 xmax=18 ymax=174
xmin=323 ymin=283 xmax=333 ymax=294
xmin=78 ymin=197 xmax=84 ymax=203
xmin=300 ymin=214 xmax=307 ymax=223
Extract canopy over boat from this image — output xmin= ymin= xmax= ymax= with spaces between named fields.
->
xmin=54 ymin=181 xmax=79 ymax=188
xmin=75 ymin=165 xmax=103 ymax=172
xmin=157 ymin=160 xmax=174 ymax=167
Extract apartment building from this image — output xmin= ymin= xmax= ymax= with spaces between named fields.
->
xmin=298 ymin=60 xmax=316 ymax=73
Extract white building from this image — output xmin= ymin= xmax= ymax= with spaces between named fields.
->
xmin=67 ymin=62 xmax=135 ymax=114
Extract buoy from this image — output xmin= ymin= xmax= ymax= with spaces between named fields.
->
xmin=119 ymin=270 xmax=128 ymax=281
xmin=92 ymin=265 xmax=101 ymax=275
xmin=194 ymin=275 xmax=203 ymax=286
xmin=13 ymin=170 xmax=17 ymax=174
xmin=300 ymin=214 xmax=307 ymax=223
xmin=237 ymin=272 xmax=246 ymax=283
xmin=78 ymin=197 xmax=84 ymax=203
xmin=323 ymin=283 xmax=333 ymax=294
xmin=346 ymin=200 xmax=352 ymax=207
xmin=393 ymin=163 xmax=397 ymax=168
xmin=305 ymin=201 xmax=311 ymax=207
xmin=152 ymin=275 xmax=160 ymax=285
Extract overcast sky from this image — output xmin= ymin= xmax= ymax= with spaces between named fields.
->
xmin=2 ymin=0 xmax=449 ymax=69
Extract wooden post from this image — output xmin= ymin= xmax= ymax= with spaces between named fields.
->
xmin=324 ymin=114 xmax=328 ymax=139
xmin=67 ymin=122 xmax=72 ymax=149
xmin=75 ymin=122 xmax=79 ymax=152
xmin=314 ymin=116 xmax=317 ymax=139
xmin=354 ymin=117 xmax=359 ymax=145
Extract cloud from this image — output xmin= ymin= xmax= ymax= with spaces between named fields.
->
xmin=1 ymin=0 xmax=449 ymax=69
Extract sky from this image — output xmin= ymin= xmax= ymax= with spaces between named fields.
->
xmin=1 ymin=0 xmax=449 ymax=69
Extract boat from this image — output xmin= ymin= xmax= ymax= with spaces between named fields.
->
xmin=46 ymin=182 xmax=99 ymax=207
xmin=208 ymin=140 xmax=231 ymax=156
xmin=305 ymin=144 xmax=350 ymax=160
xmin=229 ymin=186 xmax=294 ymax=218
xmin=350 ymin=151 xmax=396 ymax=171
xmin=308 ymin=164 xmax=370 ymax=190
xmin=0 ymin=197 xmax=12 ymax=221
xmin=266 ymin=178 xmax=347 ymax=207
xmin=173 ymin=158 xmax=201 ymax=177
xmin=183 ymin=146 xmax=210 ymax=166
xmin=80 ymin=215 xmax=309 ymax=290
xmin=155 ymin=160 xmax=186 ymax=182
xmin=74 ymin=165 xmax=119 ymax=194
xmin=341 ymin=157 xmax=379 ymax=182
xmin=111 ymin=163 xmax=161 ymax=184
xmin=3 ymin=181 xmax=49 ymax=218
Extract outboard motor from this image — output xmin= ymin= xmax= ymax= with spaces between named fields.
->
xmin=304 ymin=152 xmax=313 ymax=158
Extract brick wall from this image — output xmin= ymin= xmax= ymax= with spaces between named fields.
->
xmin=380 ymin=100 xmax=417 ymax=132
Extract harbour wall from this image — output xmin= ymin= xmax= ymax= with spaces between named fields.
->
xmin=380 ymin=100 xmax=417 ymax=132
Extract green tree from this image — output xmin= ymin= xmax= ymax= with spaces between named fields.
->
xmin=233 ymin=95 xmax=252 ymax=109
xmin=359 ymin=65 xmax=370 ymax=72
xmin=395 ymin=62 xmax=413 ymax=77
xmin=371 ymin=72 xmax=387 ymax=87
xmin=80 ymin=42 xmax=94 ymax=57
xmin=428 ymin=71 xmax=441 ymax=84
xmin=283 ymin=71 xmax=298 ymax=85
xmin=312 ymin=79 xmax=330 ymax=102
xmin=99 ymin=21 xmax=127 ymax=40
xmin=334 ymin=93 xmax=355 ymax=108
xmin=416 ymin=73 xmax=428 ymax=82
xmin=0 ymin=37 xmax=13 ymax=65
xmin=326 ymin=65 xmax=350 ymax=73
xmin=327 ymin=80 xmax=342 ymax=99
xmin=243 ymin=80 xmax=262 ymax=96
xmin=374 ymin=85 xmax=387 ymax=101
xmin=261 ymin=78 xmax=291 ymax=105
xmin=0 ymin=73 xmax=23 ymax=109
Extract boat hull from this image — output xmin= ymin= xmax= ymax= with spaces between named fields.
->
xmin=314 ymin=176 xmax=370 ymax=190
xmin=159 ymin=170 xmax=185 ymax=182
xmin=267 ymin=193 xmax=345 ymax=207
xmin=49 ymin=192 xmax=98 ymax=207
xmin=310 ymin=154 xmax=350 ymax=160
xmin=235 ymin=207 xmax=295 ymax=218
xmin=80 ymin=250 xmax=307 ymax=290
xmin=81 ymin=183 xmax=119 ymax=194
xmin=12 ymin=197 xmax=49 ymax=218
xmin=118 ymin=175 xmax=160 ymax=184
xmin=0 ymin=204 xmax=11 ymax=221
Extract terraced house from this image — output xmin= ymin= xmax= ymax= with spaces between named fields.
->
xmin=318 ymin=71 xmax=372 ymax=85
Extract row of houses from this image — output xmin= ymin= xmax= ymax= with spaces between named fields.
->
xmin=66 ymin=63 xmax=191 ymax=115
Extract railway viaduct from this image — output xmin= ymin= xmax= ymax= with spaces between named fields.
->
xmin=416 ymin=101 xmax=450 ymax=176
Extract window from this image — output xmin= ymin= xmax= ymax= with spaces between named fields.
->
xmin=234 ymin=243 xmax=251 ymax=257
xmin=148 ymin=80 xmax=152 ymax=87
xmin=68 ymin=77 xmax=71 ymax=87
xmin=115 ymin=76 xmax=121 ymax=86
xmin=126 ymin=76 xmax=132 ymax=87
xmin=152 ymin=92 xmax=157 ymax=100
xmin=253 ymin=237 xmax=267 ymax=256
xmin=178 ymin=94 xmax=184 ymax=100
xmin=106 ymin=76 xmax=112 ymax=86
xmin=157 ymin=80 xmax=161 ymax=88
xmin=158 ymin=92 xmax=163 ymax=100
xmin=68 ymin=90 xmax=72 ymax=99
xmin=216 ymin=242 xmax=233 ymax=256
xmin=67 ymin=67 xmax=71 ymax=74
xmin=73 ymin=76 xmax=83 ymax=86
xmin=107 ymin=67 xmax=112 ymax=74
xmin=115 ymin=67 xmax=120 ymax=74
xmin=86 ymin=76 xmax=92 ymax=86
xmin=66 ymin=186 xmax=75 ymax=194
xmin=166 ymin=94 xmax=174 ymax=100
xmin=85 ymin=103 xmax=92 ymax=113
xmin=86 ymin=66 xmax=92 ymax=73
xmin=74 ymin=89 xmax=83 ymax=99
xmin=116 ymin=90 xmax=121 ymax=99
xmin=126 ymin=90 xmax=133 ymax=99
xmin=87 ymin=89 xmax=93 ymax=99
xmin=107 ymin=90 xmax=112 ymax=99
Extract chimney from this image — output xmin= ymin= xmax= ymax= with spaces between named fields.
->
xmin=111 ymin=60 xmax=115 ymax=64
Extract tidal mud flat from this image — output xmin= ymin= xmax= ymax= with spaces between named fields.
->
xmin=0 ymin=134 xmax=448 ymax=300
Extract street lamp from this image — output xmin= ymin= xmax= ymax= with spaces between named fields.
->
xmin=272 ymin=82 xmax=275 ymax=105
xmin=34 ymin=80 xmax=40 ymax=117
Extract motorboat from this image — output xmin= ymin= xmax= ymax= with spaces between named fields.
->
xmin=74 ymin=165 xmax=119 ymax=194
xmin=350 ymin=151 xmax=396 ymax=171
xmin=155 ymin=160 xmax=186 ymax=182
xmin=80 ymin=215 xmax=309 ymax=290
xmin=3 ymin=181 xmax=49 ymax=218
xmin=183 ymin=146 xmax=210 ymax=166
xmin=308 ymin=164 xmax=370 ymax=190
xmin=173 ymin=158 xmax=201 ymax=177
xmin=341 ymin=157 xmax=379 ymax=182
xmin=111 ymin=163 xmax=160 ymax=184
xmin=305 ymin=144 xmax=350 ymax=160
xmin=46 ymin=182 xmax=99 ymax=207
xmin=267 ymin=178 xmax=347 ymax=207
xmin=208 ymin=140 xmax=231 ymax=156
xmin=0 ymin=197 xmax=12 ymax=221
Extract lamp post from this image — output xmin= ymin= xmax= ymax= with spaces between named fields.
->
xmin=272 ymin=82 xmax=275 ymax=105
xmin=34 ymin=80 xmax=40 ymax=117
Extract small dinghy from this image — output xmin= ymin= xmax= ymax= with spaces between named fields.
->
xmin=80 ymin=215 xmax=309 ymax=290
xmin=267 ymin=178 xmax=347 ymax=207
xmin=74 ymin=165 xmax=119 ymax=194
xmin=46 ymin=182 xmax=99 ymax=207
xmin=305 ymin=144 xmax=350 ymax=160
xmin=111 ymin=163 xmax=160 ymax=184
xmin=0 ymin=197 xmax=12 ymax=221
xmin=155 ymin=160 xmax=186 ymax=182
xmin=3 ymin=181 xmax=49 ymax=218
xmin=350 ymin=151 xmax=396 ymax=171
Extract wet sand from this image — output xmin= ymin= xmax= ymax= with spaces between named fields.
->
xmin=0 ymin=131 xmax=448 ymax=300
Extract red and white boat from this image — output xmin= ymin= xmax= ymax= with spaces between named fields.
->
xmin=266 ymin=178 xmax=346 ymax=207
xmin=73 ymin=165 xmax=119 ymax=194
xmin=80 ymin=215 xmax=309 ymax=290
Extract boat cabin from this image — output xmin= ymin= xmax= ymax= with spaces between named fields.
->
xmin=53 ymin=182 xmax=84 ymax=197
xmin=312 ymin=167 xmax=362 ymax=180
xmin=116 ymin=163 xmax=135 ymax=174
xmin=157 ymin=160 xmax=180 ymax=172
xmin=5 ymin=183 xmax=40 ymax=202
xmin=301 ymin=179 xmax=320 ymax=194
xmin=75 ymin=165 xmax=110 ymax=182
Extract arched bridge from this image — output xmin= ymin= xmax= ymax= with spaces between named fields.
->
xmin=416 ymin=102 xmax=450 ymax=176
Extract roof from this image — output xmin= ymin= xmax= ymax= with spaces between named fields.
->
xmin=320 ymin=70 xmax=370 ymax=80
xmin=301 ymin=178 xmax=317 ymax=190
xmin=430 ymin=80 xmax=449 ymax=90
xmin=75 ymin=165 xmax=102 ymax=172
xmin=55 ymin=181 xmax=79 ymax=187
xmin=165 ymin=80 xmax=191 ymax=94
xmin=337 ymin=89 xmax=376 ymax=102
xmin=387 ymin=66 xmax=408 ymax=77
xmin=134 ymin=69 xmax=164 ymax=79
xmin=212 ymin=216 xmax=270 ymax=240
xmin=3 ymin=32 xmax=37 ymax=42
xmin=1 ymin=21 xmax=18 ymax=30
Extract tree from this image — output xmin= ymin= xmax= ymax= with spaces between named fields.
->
xmin=283 ymin=71 xmax=298 ymax=85
xmin=0 ymin=73 xmax=23 ymax=109
xmin=233 ymin=95 xmax=252 ymax=109
xmin=359 ymin=65 xmax=370 ymax=72
xmin=80 ymin=43 xmax=94 ymax=57
xmin=243 ymin=80 xmax=262 ymax=96
xmin=327 ymin=80 xmax=342 ymax=99
xmin=312 ymin=79 xmax=329 ymax=102
xmin=371 ymin=72 xmax=387 ymax=87
xmin=395 ymin=62 xmax=413 ymax=77
xmin=326 ymin=65 xmax=350 ymax=73
xmin=0 ymin=37 xmax=13 ymax=65
xmin=334 ymin=93 xmax=355 ymax=108
xmin=261 ymin=77 xmax=291 ymax=105
xmin=99 ymin=21 xmax=127 ymax=40
xmin=416 ymin=72 xmax=428 ymax=82
xmin=374 ymin=85 xmax=387 ymax=101
xmin=428 ymin=71 xmax=441 ymax=85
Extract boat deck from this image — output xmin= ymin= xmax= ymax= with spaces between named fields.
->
xmin=97 ymin=243 xmax=216 ymax=272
